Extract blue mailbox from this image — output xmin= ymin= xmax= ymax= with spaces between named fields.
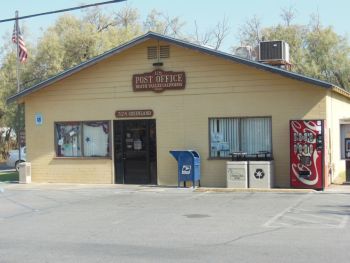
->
xmin=169 ymin=150 xmax=201 ymax=187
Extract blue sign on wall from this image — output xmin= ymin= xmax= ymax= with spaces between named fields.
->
xmin=35 ymin=113 xmax=43 ymax=125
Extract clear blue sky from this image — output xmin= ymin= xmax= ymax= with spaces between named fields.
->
xmin=0 ymin=0 xmax=349 ymax=53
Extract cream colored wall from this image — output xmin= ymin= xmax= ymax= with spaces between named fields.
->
xmin=24 ymin=99 xmax=114 ymax=183
xmin=326 ymin=91 xmax=350 ymax=183
xmin=24 ymin=39 xmax=329 ymax=186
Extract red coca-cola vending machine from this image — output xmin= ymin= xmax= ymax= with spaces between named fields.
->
xmin=290 ymin=120 xmax=328 ymax=190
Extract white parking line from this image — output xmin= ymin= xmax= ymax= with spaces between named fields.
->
xmin=301 ymin=211 xmax=344 ymax=222
xmin=283 ymin=214 xmax=330 ymax=225
xmin=264 ymin=193 xmax=348 ymax=229
xmin=263 ymin=193 xmax=312 ymax=228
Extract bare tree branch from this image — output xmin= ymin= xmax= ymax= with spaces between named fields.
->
xmin=309 ymin=10 xmax=321 ymax=32
xmin=83 ymin=6 xmax=116 ymax=32
xmin=114 ymin=5 xmax=139 ymax=29
xmin=238 ymin=15 xmax=262 ymax=47
xmin=213 ymin=15 xmax=230 ymax=50
xmin=192 ymin=20 xmax=212 ymax=46
xmin=280 ymin=5 xmax=297 ymax=26
xmin=161 ymin=13 xmax=185 ymax=37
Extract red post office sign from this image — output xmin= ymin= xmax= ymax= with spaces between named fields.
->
xmin=132 ymin=69 xmax=186 ymax=92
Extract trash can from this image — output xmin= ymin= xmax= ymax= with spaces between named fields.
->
xmin=248 ymin=160 xmax=274 ymax=188
xmin=169 ymin=150 xmax=201 ymax=187
xmin=226 ymin=161 xmax=249 ymax=188
xmin=19 ymin=162 xmax=31 ymax=184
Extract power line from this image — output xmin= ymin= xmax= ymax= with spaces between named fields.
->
xmin=0 ymin=0 xmax=126 ymax=23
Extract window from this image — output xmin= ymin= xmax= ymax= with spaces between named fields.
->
xmin=55 ymin=121 xmax=110 ymax=158
xmin=209 ymin=117 xmax=272 ymax=158
xmin=83 ymin=122 xmax=109 ymax=157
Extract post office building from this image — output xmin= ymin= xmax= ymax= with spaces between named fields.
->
xmin=8 ymin=32 xmax=350 ymax=188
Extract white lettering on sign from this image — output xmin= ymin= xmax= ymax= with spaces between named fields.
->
xmin=115 ymin=110 xmax=153 ymax=118
xmin=133 ymin=69 xmax=186 ymax=92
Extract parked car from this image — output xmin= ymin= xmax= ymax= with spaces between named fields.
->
xmin=6 ymin=147 xmax=26 ymax=171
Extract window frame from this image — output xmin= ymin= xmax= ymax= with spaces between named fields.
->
xmin=54 ymin=120 xmax=111 ymax=159
xmin=208 ymin=116 xmax=273 ymax=160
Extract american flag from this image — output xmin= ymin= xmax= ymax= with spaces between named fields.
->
xmin=12 ymin=23 xmax=28 ymax=63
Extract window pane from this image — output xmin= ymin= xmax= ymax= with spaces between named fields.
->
xmin=209 ymin=117 xmax=272 ymax=158
xmin=241 ymin=117 xmax=271 ymax=154
xmin=56 ymin=123 xmax=81 ymax=157
xmin=83 ymin=121 xmax=109 ymax=157
xmin=210 ymin=118 xmax=239 ymax=158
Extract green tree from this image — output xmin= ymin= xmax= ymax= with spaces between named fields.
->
xmin=237 ymin=9 xmax=350 ymax=91
xmin=0 ymin=38 xmax=25 ymax=155
xmin=0 ymin=5 xmax=187 ymax=147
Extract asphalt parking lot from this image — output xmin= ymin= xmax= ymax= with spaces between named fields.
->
xmin=0 ymin=183 xmax=349 ymax=263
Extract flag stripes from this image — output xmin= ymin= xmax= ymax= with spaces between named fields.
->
xmin=12 ymin=23 xmax=28 ymax=63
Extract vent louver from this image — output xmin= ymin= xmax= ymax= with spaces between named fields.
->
xmin=147 ymin=46 xmax=157 ymax=59
xmin=259 ymin=41 xmax=290 ymax=63
xmin=147 ymin=45 xmax=170 ymax=59
xmin=160 ymin=46 xmax=170 ymax=58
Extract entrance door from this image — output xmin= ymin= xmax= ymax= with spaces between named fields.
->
xmin=114 ymin=119 xmax=157 ymax=184
xmin=346 ymin=160 xmax=350 ymax=182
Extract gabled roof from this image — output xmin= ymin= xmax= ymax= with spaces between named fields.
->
xmin=6 ymin=31 xmax=349 ymax=103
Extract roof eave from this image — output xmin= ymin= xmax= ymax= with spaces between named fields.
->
xmin=6 ymin=33 xmax=153 ymax=104
xmin=7 ymin=32 xmax=341 ymax=103
xmin=146 ymin=34 xmax=335 ymax=89
xmin=331 ymin=86 xmax=350 ymax=99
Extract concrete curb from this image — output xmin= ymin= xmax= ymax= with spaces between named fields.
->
xmin=2 ymin=183 xmax=348 ymax=193
xmin=194 ymin=187 xmax=315 ymax=193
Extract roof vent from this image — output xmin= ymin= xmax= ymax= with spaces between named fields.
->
xmin=147 ymin=46 xmax=157 ymax=59
xmin=160 ymin=46 xmax=170 ymax=58
xmin=147 ymin=45 xmax=170 ymax=60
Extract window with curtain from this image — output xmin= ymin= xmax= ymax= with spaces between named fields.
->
xmin=83 ymin=122 xmax=109 ymax=157
xmin=56 ymin=123 xmax=82 ymax=157
xmin=209 ymin=117 xmax=272 ymax=158
xmin=55 ymin=121 xmax=110 ymax=158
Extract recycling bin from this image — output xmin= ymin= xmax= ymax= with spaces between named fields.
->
xmin=248 ymin=160 xmax=274 ymax=188
xmin=226 ymin=161 xmax=248 ymax=188
xmin=19 ymin=162 xmax=31 ymax=184
xmin=169 ymin=150 xmax=201 ymax=187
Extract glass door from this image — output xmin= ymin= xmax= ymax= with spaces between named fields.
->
xmin=114 ymin=119 xmax=157 ymax=184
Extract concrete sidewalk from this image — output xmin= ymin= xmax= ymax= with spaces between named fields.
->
xmin=323 ymin=183 xmax=350 ymax=193
xmin=1 ymin=181 xmax=350 ymax=194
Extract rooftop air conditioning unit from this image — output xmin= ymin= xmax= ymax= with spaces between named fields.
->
xmin=259 ymin=41 xmax=290 ymax=63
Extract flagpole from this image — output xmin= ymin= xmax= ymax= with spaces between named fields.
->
xmin=14 ymin=10 xmax=22 ymax=166
xmin=15 ymin=11 xmax=20 ymax=92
